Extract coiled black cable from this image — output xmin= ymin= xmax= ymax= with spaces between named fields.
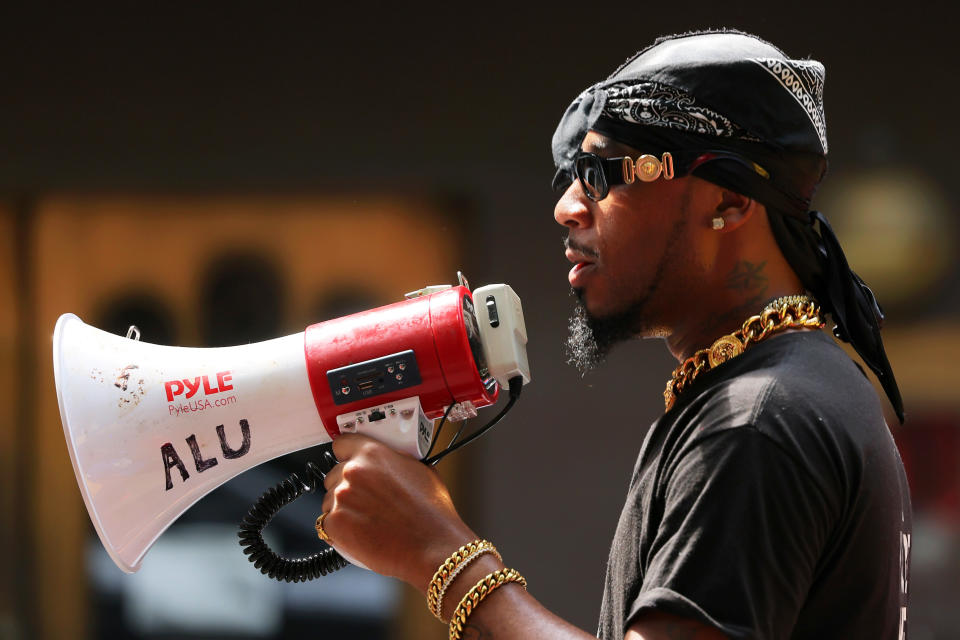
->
xmin=237 ymin=449 xmax=347 ymax=582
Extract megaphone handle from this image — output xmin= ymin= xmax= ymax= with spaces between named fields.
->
xmin=238 ymin=448 xmax=349 ymax=582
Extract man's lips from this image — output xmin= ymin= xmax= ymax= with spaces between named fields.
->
xmin=563 ymin=237 xmax=599 ymax=286
xmin=565 ymin=248 xmax=595 ymax=264
xmin=565 ymin=248 xmax=597 ymax=287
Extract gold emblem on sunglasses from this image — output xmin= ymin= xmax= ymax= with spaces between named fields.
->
xmin=622 ymin=152 xmax=675 ymax=184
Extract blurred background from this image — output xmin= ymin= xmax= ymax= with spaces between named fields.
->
xmin=1 ymin=3 xmax=957 ymax=639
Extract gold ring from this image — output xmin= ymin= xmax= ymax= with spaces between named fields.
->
xmin=315 ymin=512 xmax=331 ymax=542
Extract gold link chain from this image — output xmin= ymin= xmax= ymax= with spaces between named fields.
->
xmin=427 ymin=540 xmax=499 ymax=621
xmin=663 ymin=296 xmax=824 ymax=411
xmin=448 ymin=567 xmax=527 ymax=640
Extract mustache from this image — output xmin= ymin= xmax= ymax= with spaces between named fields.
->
xmin=563 ymin=236 xmax=599 ymax=259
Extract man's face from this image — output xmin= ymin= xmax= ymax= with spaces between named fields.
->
xmin=555 ymin=131 xmax=697 ymax=371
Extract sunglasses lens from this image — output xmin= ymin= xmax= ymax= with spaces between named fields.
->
xmin=575 ymin=154 xmax=607 ymax=200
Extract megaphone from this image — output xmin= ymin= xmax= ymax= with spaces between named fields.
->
xmin=54 ymin=277 xmax=530 ymax=575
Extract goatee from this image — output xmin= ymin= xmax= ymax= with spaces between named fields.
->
xmin=565 ymin=288 xmax=639 ymax=375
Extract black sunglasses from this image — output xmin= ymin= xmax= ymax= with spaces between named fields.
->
xmin=553 ymin=150 xmax=770 ymax=201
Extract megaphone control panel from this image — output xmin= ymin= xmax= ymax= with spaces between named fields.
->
xmin=327 ymin=350 xmax=422 ymax=405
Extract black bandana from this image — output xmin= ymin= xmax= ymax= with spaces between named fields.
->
xmin=552 ymin=30 xmax=904 ymax=423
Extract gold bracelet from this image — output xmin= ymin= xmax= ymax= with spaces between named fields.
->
xmin=449 ymin=567 xmax=527 ymax=640
xmin=435 ymin=546 xmax=502 ymax=621
xmin=427 ymin=539 xmax=498 ymax=622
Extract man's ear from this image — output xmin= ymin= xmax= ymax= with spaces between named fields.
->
xmin=711 ymin=188 xmax=756 ymax=232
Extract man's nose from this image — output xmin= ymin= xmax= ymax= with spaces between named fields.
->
xmin=554 ymin=182 xmax=593 ymax=229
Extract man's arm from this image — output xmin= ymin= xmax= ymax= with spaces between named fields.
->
xmin=320 ymin=434 xmax=726 ymax=640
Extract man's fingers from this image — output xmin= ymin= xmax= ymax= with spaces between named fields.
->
xmin=321 ymin=487 xmax=334 ymax=515
xmin=323 ymin=434 xmax=373 ymax=527
xmin=331 ymin=432 xmax=373 ymax=462
xmin=323 ymin=461 xmax=343 ymax=492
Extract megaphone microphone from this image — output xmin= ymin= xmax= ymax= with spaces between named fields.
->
xmin=54 ymin=276 xmax=530 ymax=579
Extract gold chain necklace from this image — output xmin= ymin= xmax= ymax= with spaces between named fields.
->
xmin=663 ymin=295 xmax=824 ymax=412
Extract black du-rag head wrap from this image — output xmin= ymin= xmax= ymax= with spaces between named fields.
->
xmin=552 ymin=30 xmax=904 ymax=423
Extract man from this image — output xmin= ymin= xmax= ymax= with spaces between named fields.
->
xmin=319 ymin=30 xmax=912 ymax=639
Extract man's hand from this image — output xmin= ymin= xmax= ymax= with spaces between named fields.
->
xmin=320 ymin=433 xmax=476 ymax=593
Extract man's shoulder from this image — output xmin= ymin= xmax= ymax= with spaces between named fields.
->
xmin=654 ymin=329 xmax=892 ymax=524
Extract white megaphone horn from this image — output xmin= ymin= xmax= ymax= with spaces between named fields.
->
xmin=54 ymin=278 xmax=530 ymax=574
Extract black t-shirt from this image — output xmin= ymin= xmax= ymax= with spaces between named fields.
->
xmin=597 ymin=331 xmax=911 ymax=640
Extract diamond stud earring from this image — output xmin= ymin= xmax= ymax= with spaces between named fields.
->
xmin=712 ymin=217 xmax=726 ymax=230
